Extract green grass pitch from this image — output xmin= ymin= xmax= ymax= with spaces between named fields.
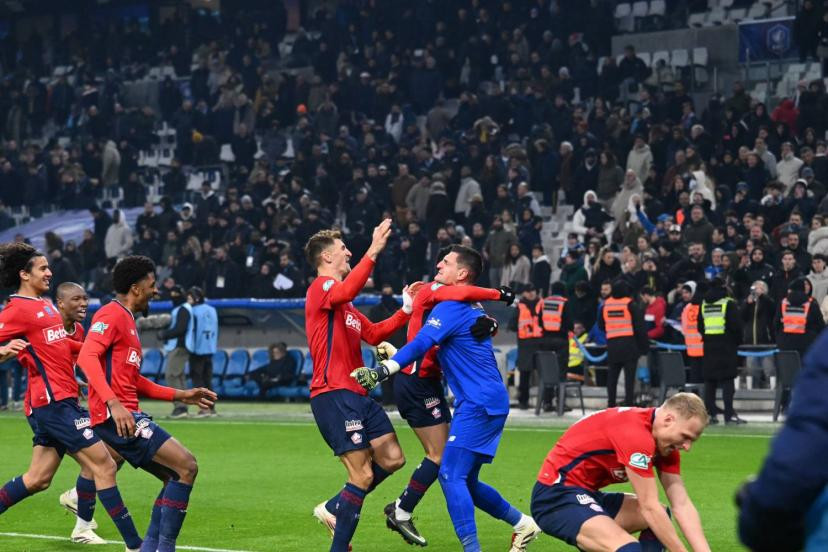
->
xmin=0 ymin=402 xmax=773 ymax=551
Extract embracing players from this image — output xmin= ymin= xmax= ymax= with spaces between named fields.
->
xmin=305 ymin=219 xmax=420 ymax=552
xmin=77 ymin=255 xmax=217 ymax=552
xmin=353 ymin=245 xmax=541 ymax=552
xmin=531 ymin=393 xmax=712 ymax=552
xmin=0 ymin=243 xmax=145 ymax=551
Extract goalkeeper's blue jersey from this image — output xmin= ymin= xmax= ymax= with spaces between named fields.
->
xmin=416 ymin=301 xmax=510 ymax=415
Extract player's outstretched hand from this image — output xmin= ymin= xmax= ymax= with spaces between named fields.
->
xmin=350 ymin=366 xmax=382 ymax=392
xmin=376 ymin=341 xmax=398 ymax=362
xmin=177 ymin=388 xmax=218 ymax=409
xmin=108 ymin=400 xmax=136 ymax=439
xmin=497 ymin=286 xmax=516 ymax=305
xmin=470 ymin=315 xmax=498 ymax=340
xmin=401 ymin=282 xmax=423 ymax=314
xmin=367 ymin=218 xmax=393 ymax=259
xmin=0 ymin=338 xmax=27 ymax=359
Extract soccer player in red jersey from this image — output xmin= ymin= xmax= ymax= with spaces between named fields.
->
xmin=381 ymin=248 xmax=515 ymax=546
xmin=0 ymin=243 xmax=145 ymax=551
xmin=530 ymin=393 xmax=712 ymax=552
xmin=77 ymin=255 xmax=217 ymax=552
xmin=305 ymin=220 xmax=418 ymax=552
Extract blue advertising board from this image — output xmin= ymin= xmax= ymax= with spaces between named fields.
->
xmin=739 ymin=16 xmax=799 ymax=62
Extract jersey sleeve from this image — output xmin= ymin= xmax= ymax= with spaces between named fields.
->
xmin=608 ymin=427 xmax=658 ymax=479
xmin=76 ymin=310 xmax=120 ymax=404
xmin=654 ymin=450 xmax=681 ymax=475
xmin=135 ymin=375 xmax=177 ymax=401
xmin=432 ymin=285 xmax=500 ymax=304
xmin=354 ymin=308 xmax=410 ymax=345
xmin=315 ymin=256 xmax=376 ymax=310
xmin=416 ymin=302 xmax=465 ymax=345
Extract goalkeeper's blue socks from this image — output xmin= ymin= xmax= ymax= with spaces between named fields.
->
xmin=0 ymin=476 xmax=29 ymax=514
xmin=157 ymin=481 xmax=192 ymax=552
xmin=139 ymin=485 xmax=166 ymax=552
xmin=397 ymin=457 xmax=440 ymax=515
xmin=331 ymin=483 xmax=366 ymax=552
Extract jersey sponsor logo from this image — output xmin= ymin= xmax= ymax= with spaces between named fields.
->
xmin=90 ymin=322 xmax=109 ymax=334
xmin=424 ymin=397 xmax=440 ymax=409
xmin=345 ymin=419 xmax=364 ymax=432
xmin=629 ymin=452 xmax=651 ymax=470
xmin=36 ymin=311 xmax=44 ymax=318
xmin=351 ymin=432 xmax=363 ymax=445
xmin=612 ymin=467 xmax=628 ymax=481
xmin=576 ymin=494 xmax=596 ymax=505
xmin=323 ymin=279 xmax=335 ymax=292
xmin=426 ymin=317 xmax=441 ymax=329
xmin=431 ymin=407 xmax=442 ymax=419
xmin=74 ymin=416 xmax=91 ymax=430
xmin=344 ymin=312 xmax=362 ymax=332
xmin=43 ymin=324 xmax=68 ymax=343
xmin=126 ymin=348 xmax=142 ymax=367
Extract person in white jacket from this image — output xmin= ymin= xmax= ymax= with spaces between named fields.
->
xmin=777 ymin=141 xmax=804 ymax=193
xmin=625 ymin=134 xmax=653 ymax=184
xmin=454 ymin=167 xmax=482 ymax=220
xmin=104 ymin=209 xmax=134 ymax=260
xmin=572 ymin=190 xmax=614 ymax=243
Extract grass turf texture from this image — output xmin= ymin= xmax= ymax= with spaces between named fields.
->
xmin=0 ymin=402 xmax=773 ymax=551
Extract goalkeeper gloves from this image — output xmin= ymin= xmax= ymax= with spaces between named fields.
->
xmin=498 ymin=286 xmax=516 ymax=305
xmin=470 ymin=315 xmax=498 ymax=340
xmin=376 ymin=341 xmax=398 ymax=362
xmin=350 ymin=359 xmax=400 ymax=392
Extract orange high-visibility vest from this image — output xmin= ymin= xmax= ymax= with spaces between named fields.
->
xmin=603 ymin=297 xmax=634 ymax=339
xmin=681 ymin=303 xmax=703 ymax=357
xmin=517 ymin=301 xmax=543 ymax=339
xmin=782 ymin=298 xmax=811 ymax=334
xmin=542 ymin=296 xmax=567 ymax=332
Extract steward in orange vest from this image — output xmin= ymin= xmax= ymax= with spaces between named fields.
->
xmin=680 ymin=280 xmax=707 ymax=383
xmin=775 ymin=278 xmax=825 ymax=356
xmin=509 ymin=284 xmax=545 ymax=409
xmin=538 ymin=281 xmax=574 ymax=411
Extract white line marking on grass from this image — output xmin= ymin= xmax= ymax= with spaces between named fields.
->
xmin=0 ymin=532 xmax=255 ymax=552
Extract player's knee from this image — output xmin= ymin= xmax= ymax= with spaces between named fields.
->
xmin=25 ymin=470 xmax=54 ymax=493
xmin=178 ymin=455 xmax=198 ymax=484
xmin=426 ymin=451 xmax=442 ymax=465
xmin=386 ymin=451 xmax=406 ymax=472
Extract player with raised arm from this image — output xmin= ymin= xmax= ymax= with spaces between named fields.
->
xmin=352 ymin=245 xmax=541 ymax=552
xmin=530 ymin=393 xmax=711 ymax=552
xmin=0 ymin=243 xmax=144 ymax=552
xmin=381 ymin=248 xmax=515 ymax=547
xmin=305 ymin=220 xmax=418 ymax=552
xmin=76 ymin=255 xmax=217 ymax=552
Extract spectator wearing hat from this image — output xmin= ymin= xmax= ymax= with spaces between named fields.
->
xmin=186 ymin=286 xmax=219 ymax=416
xmin=572 ymin=190 xmax=614 ymax=243
xmin=681 ymin=280 xmax=707 ymax=384
xmin=104 ymin=209 xmax=134 ymax=261
xmin=571 ymin=149 xmax=599 ymax=209
xmin=740 ymin=280 xmax=776 ymax=388
xmin=509 ymin=283 xmax=545 ymax=409
xmin=698 ymin=278 xmax=745 ymax=424
xmin=775 ymin=276 xmax=824 ymax=392
xmin=559 ymin=249 xmax=587 ymax=298
xmin=347 ymin=187 xmax=381 ymax=231
xmin=596 ymin=150 xmax=624 ymax=205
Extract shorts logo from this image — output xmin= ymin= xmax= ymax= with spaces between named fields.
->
xmin=448 ymin=435 xmax=456 ymax=442
xmin=74 ymin=417 xmax=91 ymax=430
xmin=611 ymin=468 xmax=628 ymax=481
xmin=43 ymin=325 xmax=68 ymax=343
xmin=629 ymin=452 xmax=651 ymax=470
xmin=90 ymin=322 xmax=108 ymax=334
xmin=345 ymin=419 xmax=364 ymax=432
xmin=426 ymin=317 xmax=441 ymax=329
xmin=589 ymin=504 xmax=604 ymax=512
xmin=576 ymin=494 xmax=596 ymax=505
xmin=135 ymin=418 xmax=154 ymax=439
xmin=431 ymin=407 xmax=442 ymax=419
xmin=83 ymin=429 xmax=94 ymax=440
xmin=344 ymin=313 xmax=362 ymax=332
xmin=323 ymin=279 xmax=335 ymax=292
xmin=424 ymin=397 xmax=440 ymax=409
xmin=126 ymin=348 xmax=142 ymax=367
xmin=351 ymin=433 xmax=363 ymax=445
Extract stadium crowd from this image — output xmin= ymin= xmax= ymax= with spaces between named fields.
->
xmin=0 ymin=2 xmax=827 ymax=352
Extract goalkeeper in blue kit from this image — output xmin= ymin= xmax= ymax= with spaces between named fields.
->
xmin=352 ymin=245 xmax=541 ymax=552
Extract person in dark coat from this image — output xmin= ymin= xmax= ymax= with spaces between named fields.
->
xmin=597 ymin=279 xmax=648 ymax=407
xmin=246 ymin=342 xmax=301 ymax=399
xmin=530 ymin=244 xmax=552 ymax=297
xmin=740 ymin=280 xmax=776 ymax=388
xmin=698 ymin=278 xmax=746 ymax=424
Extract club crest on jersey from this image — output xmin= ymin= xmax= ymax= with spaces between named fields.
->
xmin=426 ymin=317 xmax=441 ymax=329
xmin=323 ymin=279 xmax=335 ymax=292
xmin=629 ymin=452 xmax=651 ymax=470
xmin=74 ymin=417 xmax=91 ymax=430
xmin=43 ymin=325 xmax=68 ymax=343
xmin=344 ymin=312 xmax=362 ymax=332
xmin=126 ymin=347 xmax=142 ymax=367
xmin=90 ymin=322 xmax=108 ymax=334
xmin=345 ymin=419 xmax=364 ymax=432
xmin=424 ymin=397 xmax=440 ymax=409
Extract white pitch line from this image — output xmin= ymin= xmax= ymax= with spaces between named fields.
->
xmin=0 ymin=532 xmax=255 ymax=552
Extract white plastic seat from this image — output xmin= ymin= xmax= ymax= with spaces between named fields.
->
xmin=671 ymin=49 xmax=689 ymax=67
xmin=649 ymin=0 xmax=666 ymax=16
xmin=219 ymin=144 xmax=236 ymax=163
xmin=615 ymin=3 xmax=632 ymax=17
xmin=632 ymin=1 xmax=649 ymax=17
xmin=693 ymin=47 xmax=709 ymax=66
xmin=688 ymin=13 xmax=706 ymax=27
xmin=652 ymin=50 xmax=670 ymax=66
xmin=747 ymin=2 xmax=767 ymax=19
xmin=728 ymin=7 xmax=747 ymax=21
xmin=637 ymin=52 xmax=652 ymax=66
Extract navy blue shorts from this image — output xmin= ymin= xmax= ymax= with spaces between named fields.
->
xmin=311 ymin=389 xmax=395 ymax=456
xmin=94 ymin=412 xmax=172 ymax=469
xmin=394 ymin=373 xmax=451 ymax=428
xmin=530 ymin=481 xmax=626 ymax=546
xmin=27 ymin=399 xmax=100 ymax=456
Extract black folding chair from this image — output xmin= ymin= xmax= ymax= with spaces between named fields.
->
xmin=773 ymin=350 xmax=801 ymax=422
xmin=656 ymin=351 xmax=702 ymax=404
xmin=534 ymin=351 xmax=585 ymax=417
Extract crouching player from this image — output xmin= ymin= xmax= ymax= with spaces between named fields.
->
xmin=531 ymin=393 xmax=712 ymax=552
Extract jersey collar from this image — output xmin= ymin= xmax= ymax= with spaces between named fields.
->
xmin=112 ymin=299 xmax=137 ymax=320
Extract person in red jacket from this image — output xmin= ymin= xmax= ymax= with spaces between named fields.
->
xmin=640 ymin=286 xmax=666 ymax=340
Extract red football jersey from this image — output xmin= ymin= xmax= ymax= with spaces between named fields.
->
xmin=0 ymin=295 xmax=80 ymax=409
xmin=402 ymin=283 xmax=500 ymax=378
xmin=19 ymin=321 xmax=85 ymax=416
xmin=537 ymin=407 xmax=681 ymax=491
xmin=77 ymin=301 xmax=174 ymax=426
xmin=305 ymin=257 xmax=410 ymax=398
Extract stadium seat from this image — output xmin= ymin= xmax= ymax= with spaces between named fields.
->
xmin=212 ymin=350 xmax=229 ymax=389
xmin=747 ymin=2 xmax=767 ymax=19
xmin=506 ymin=348 xmax=518 ymax=373
xmin=648 ymin=0 xmax=666 ymax=16
xmin=140 ymin=349 xmax=163 ymax=381
xmin=221 ymin=349 xmax=250 ymax=398
xmin=534 ymin=351 xmax=584 ymax=417
xmin=655 ymin=351 xmax=703 ymax=403
xmin=671 ymin=49 xmax=689 ymax=67
xmin=251 ymin=348 xmax=269 ymax=371
xmin=302 ymin=354 xmax=314 ymax=379
xmin=652 ymin=50 xmax=670 ymax=67
xmin=692 ymin=47 xmax=709 ymax=66
xmin=614 ymin=3 xmax=634 ymax=32
xmin=636 ymin=52 xmax=651 ymax=67
xmin=687 ymin=13 xmax=705 ymax=27
xmin=728 ymin=7 xmax=747 ymax=22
